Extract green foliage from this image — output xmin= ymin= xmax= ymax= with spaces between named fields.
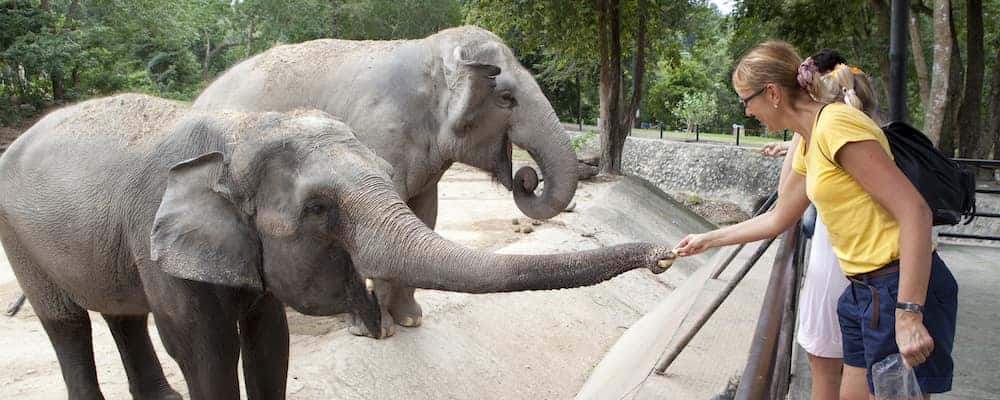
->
xmin=672 ymin=91 xmax=717 ymax=129
xmin=336 ymin=0 xmax=461 ymax=40
xmin=570 ymin=130 xmax=597 ymax=152
xmin=0 ymin=0 xmax=465 ymax=125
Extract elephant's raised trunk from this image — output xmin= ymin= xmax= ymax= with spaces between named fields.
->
xmin=343 ymin=177 xmax=673 ymax=293
xmin=509 ymin=87 xmax=578 ymax=220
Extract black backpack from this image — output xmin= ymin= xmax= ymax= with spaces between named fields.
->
xmin=882 ymin=121 xmax=976 ymax=226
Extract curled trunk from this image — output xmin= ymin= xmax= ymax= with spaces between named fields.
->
xmin=509 ymin=86 xmax=579 ymax=220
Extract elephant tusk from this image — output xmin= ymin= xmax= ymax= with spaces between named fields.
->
xmin=365 ymin=278 xmax=375 ymax=293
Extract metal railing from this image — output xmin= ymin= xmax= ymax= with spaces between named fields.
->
xmin=939 ymin=158 xmax=1000 ymax=241
xmin=734 ymin=224 xmax=803 ymax=400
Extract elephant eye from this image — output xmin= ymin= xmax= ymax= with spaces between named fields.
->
xmin=498 ymin=91 xmax=517 ymax=108
xmin=304 ymin=203 xmax=327 ymax=215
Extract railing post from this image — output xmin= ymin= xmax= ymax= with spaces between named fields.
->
xmin=734 ymin=225 xmax=800 ymax=400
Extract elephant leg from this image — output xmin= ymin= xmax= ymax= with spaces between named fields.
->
xmin=389 ymin=184 xmax=439 ymax=328
xmin=101 ymin=314 xmax=181 ymax=400
xmin=140 ymin=265 xmax=241 ymax=400
xmin=0 ymin=234 xmax=104 ymax=400
xmin=238 ymin=293 xmax=288 ymax=400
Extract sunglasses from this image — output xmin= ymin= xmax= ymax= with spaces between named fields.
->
xmin=739 ymin=86 xmax=767 ymax=109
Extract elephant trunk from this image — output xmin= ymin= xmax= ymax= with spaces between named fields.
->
xmin=509 ymin=86 xmax=578 ymax=220
xmin=343 ymin=177 xmax=673 ymax=293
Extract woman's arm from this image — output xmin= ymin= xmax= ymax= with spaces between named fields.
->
xmin=674 ymin=157 xmax=810 ymax=256
xmin=776 ymin=134 xmax=801 ymax=194
xmin=836 ymin=139 xmax=934 ymax=368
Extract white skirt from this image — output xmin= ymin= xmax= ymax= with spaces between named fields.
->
xmin=796 ymin=216 xmax=850 ymax=358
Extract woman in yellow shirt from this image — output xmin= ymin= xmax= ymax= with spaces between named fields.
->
xmin=674 ymin=41 xmax=957 ymax=398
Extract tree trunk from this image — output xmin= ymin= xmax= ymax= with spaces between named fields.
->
xmin=957 ymin=0 xmax=984 ymax=158
xmin=925 ymin=0 xmax=961 ymax=151
xmin=50 ymin=70 xmax=64 ymax=101
xmin=597 ymin=0 xmax=627 ymax=175
xmin=625 ymin=0 xmax=647 ymax=132
xmin=988 ymin=45 xmax=1000 ymax=160
xmin=204 ymin=32 xmax=211 ymax=81
xmin=940 ymin=15 xmax=964 ymax=156
xmin=38 ymin=0 xmax=64 ymax=101
xmin=909 ymin=13 xmax=930 ymax=111
xmin=870 ymin=0 xmax=892 ymax=105
xmin=576 ymin=71 xmax=583 ymax=131
xmin=246 ymin=19 xmax=255 ymax=59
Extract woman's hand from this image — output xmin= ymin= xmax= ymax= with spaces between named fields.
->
xmin=674 ymin=233 xmax=711 ymax=257
xmin=761 ymin=141 xmax=790 ymax=157
xmin=896 ymin=311 xmax=934 ymax=368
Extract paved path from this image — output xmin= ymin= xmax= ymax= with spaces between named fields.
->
xmin=785 ymin=243 xmax=1000 ymax=400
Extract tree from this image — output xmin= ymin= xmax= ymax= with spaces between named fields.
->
xmin=335 ymin=0 xmax=461 ymax=40
xmin=672 ymin=91 xmax=716 ymax=132
xmin=466 ymin=0 xmax=692 ymax=175
xmin=924 ymin=0 xmax=963 ymax=152
xmin=958 ymin=0 xmax=985 ymax=158
xmin=909 ymin=4 xmax=931 ymax=110
xmin=989 ymin=45 xmax=1000 ymax=160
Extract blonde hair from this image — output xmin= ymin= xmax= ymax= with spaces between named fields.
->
xmin=732 ymin=41 xmax=808 ymax=104
xmin=809 ymin=64 xmax=882 ymax=124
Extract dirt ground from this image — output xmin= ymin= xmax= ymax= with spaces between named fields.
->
xmin=0 ymin=114 xmax=749 ymax=398
xmin=1 ymin=162 xmax=674 ymax=399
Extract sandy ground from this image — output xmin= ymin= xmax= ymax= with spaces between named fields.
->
xmin=0 ymin=163 xmax=718 ymax=399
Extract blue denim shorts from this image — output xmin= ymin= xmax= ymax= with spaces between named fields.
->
xmin=837 ymin=252 xmax=958 ymax=394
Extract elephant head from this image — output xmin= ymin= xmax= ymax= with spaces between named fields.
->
xmin=150 ymin=111 xmax=672 ymax=335
xmin=435 ymin=27 xmax=578 ymax=220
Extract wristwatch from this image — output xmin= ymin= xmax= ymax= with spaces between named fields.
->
xmin=895 ymin=302 xmax=924 ymax=314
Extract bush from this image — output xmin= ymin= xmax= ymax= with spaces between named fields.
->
xmin=571 ymin=130 xmax=597 ymax=152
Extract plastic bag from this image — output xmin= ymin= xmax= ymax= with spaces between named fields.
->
xmin=872 ymin=353 xmax=924 ymax=399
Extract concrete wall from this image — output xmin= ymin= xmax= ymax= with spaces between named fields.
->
xmin=574 ymin=134 xmax=998 ymax=239
xmin=576 ymin=134 xmax=783 ymax=212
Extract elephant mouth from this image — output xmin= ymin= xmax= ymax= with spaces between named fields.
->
xmin=493 ymin=134 xmax=514 ymax=191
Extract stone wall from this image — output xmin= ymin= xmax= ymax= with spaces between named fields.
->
xmin=576 ymin=134 xmax=783 ymax=212
xmin=573 ymin=133 xmax=999 ymax=239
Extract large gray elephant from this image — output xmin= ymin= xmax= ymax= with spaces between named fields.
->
xmin=193 ymin=26 xmax=578 ymax=334
xmin=0 ymin=94 xmax=673 ymax=400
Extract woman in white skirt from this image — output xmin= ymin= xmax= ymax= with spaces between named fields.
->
xmin=764 ymin=139 xmax=849 ymax=400
xmin=798 ymin=209 xmax=849 ymax=399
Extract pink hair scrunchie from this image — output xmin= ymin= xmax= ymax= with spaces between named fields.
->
xmin=797 ymin=57 xmax=817 ymax=89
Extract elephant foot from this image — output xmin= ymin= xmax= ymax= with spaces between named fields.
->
xmin=349 ymin=311 xmax=395 ymax=339
xmin=135 ymin=387 xmax=182 ymax=400
xmin=388 ymin=287 xmax=423 ymax=328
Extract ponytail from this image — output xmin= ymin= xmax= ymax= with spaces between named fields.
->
xmin=803 ymin=59 xmax=882 ymax=125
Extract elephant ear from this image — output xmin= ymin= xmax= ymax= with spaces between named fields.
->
xmin=151 ymin=152 xmax=263 ymax=291
xmin=443 ymin=45 xmax=502 ymax=135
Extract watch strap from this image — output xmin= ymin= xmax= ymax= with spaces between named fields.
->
xmin=895 ymin=301 xmax=924 ymax=313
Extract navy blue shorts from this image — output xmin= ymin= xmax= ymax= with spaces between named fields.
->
xmin=837 ymin=252 xmax=958 ymax=394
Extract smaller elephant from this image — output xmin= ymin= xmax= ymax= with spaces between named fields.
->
xmin=0 ymin=94 xmax=675 ymax=400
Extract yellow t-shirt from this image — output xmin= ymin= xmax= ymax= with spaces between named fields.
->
xmin=792 ymin=103 xmax=899 ymax=275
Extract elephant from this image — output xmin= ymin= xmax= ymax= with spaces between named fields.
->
xmin=193 ymin=26 xmax=579 ymax=335
xmin=0 ymin=93 xmax=674 ymax=400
